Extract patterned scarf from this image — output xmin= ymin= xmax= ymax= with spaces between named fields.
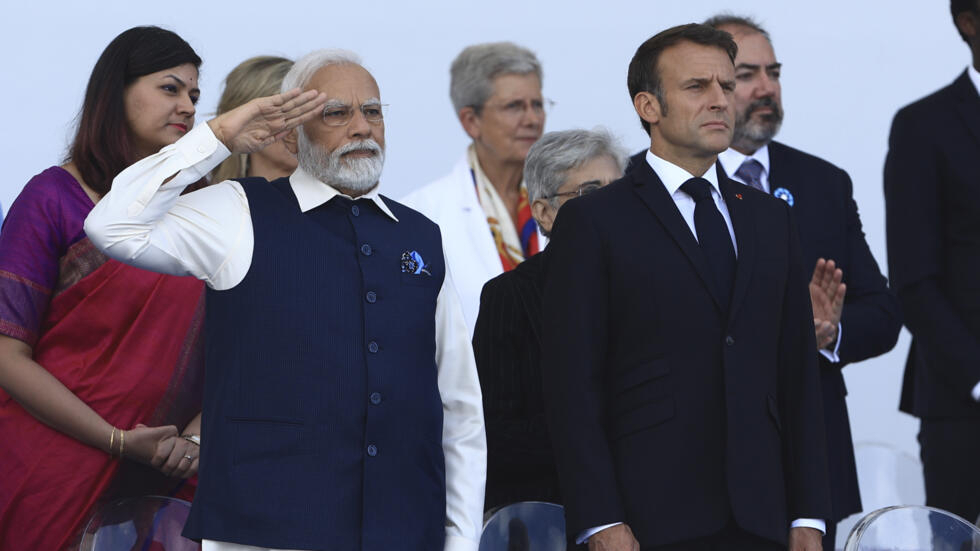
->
xmin=468 ymin=145 xmax=539 ymax=271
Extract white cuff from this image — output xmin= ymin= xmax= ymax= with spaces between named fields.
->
xmin=791 ymin=518 xmax=826 ymax=534
xmin=818 ymin=322 xmax=842 ymax=363
xmin=444 ymin=534 xmax=479 ymax=551
xmin=577 ymin=522 xmax=623 ymax=544
xmin=971 ymin=380 xmax=980 ymax=402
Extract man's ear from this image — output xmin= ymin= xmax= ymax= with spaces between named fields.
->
xmin=633 ymin=91 xmax=662 ymax=128
xmin=956 ymin=9 xmax=979 ymax=42
xmin=458 ymin=107 xmax=482 ymax=141
xmin=531 ymin=198 xmax=555 ymax=235
xmin=284 ymin=128 xmax=299 ymax=155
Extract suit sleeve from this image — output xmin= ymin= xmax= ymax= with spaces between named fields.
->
xmin=834 ymin=169 xmax=902 ymax=366
xmin=540 ymin=199 xmax=624 ymax=536
xmin=884 ymin=108 xmax=980 ymax=395
xmin=472 ymin=278 xmax=553 ymax=475
xmin=779 ymin=205 xmax=833 ymax=521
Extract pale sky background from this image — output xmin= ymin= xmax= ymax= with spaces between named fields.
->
xmin=3 ymin=0 xmax=972 ymax=534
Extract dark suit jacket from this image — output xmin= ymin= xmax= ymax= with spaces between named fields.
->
xmin=736 ymin=141 xmax=903 ymax=522
xmin=472 ymin=250 xmax=563 ymax=510
xmin=885 ymin=70 xmax=980 ymax=420
xmin=541 ymin=160 xmax=832 ymax=548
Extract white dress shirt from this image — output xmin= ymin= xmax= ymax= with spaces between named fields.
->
xmin=578 ymin=151 xmax=824 ymax=544
xmin=84 ymin=123 xmax=487 ymax=551
xmin=718 ymin=146 xmax=843 ymax=364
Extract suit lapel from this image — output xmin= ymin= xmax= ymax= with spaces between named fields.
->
xmin=952 ymin=71 xmax=980 ymax=150
xmin=720 ymin=165 xmax=757 ymax=322
xmin=631 ymin=160 xmax=726 ymax=313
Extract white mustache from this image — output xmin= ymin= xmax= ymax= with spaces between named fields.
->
xmin=336 ymin=140 xmax=381 ymax=156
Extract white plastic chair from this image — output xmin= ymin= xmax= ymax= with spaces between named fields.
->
xmin=844 ymin=505 xmax=980 ymax=550
xmin=835 ymin=441 xmax=926 ymax=550
xmin=480 ymin=501 xmax=566 ymax=551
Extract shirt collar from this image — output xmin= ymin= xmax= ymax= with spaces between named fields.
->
xmin=717 ymin=144 xmax=770 ymax=181
xmin=289 ymin=165 xmax=398 ymax=222
xmin=969 ymin=64 xmax=980 ymax=97
xmin=645 ymin=149 xmax=722 ymax=197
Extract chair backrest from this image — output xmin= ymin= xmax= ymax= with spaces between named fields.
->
xmin=844 ymin=505 xmax=980 ymax=550
xmin=79 ymin=496 xmax=199 ymax=551
xmin=835 ymin=442 xmax=926 ymax=550
xmin=479 ymin=501 xmax=566 ymax=551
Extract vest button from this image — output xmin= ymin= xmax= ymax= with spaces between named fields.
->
xmin=366 ymin=291 xmax=377 ymax=303
xmin=351 ymin=204 xmax=360 ymax=217
xmin=368 ymin=341 xmax=379 ymax=353
xmin=361 ymin=243 xmax=373 ymax=256
xmin=725 ymin=335 xmax=735 ymax=346
xmin=367 ymin=444 xmax=378 ymax=457
xmin=370 ymin=392 xmax=382 ymax=405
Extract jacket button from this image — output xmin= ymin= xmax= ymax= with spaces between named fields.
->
xmin=370 ymin=392 xmax=382 ymax=405
xmin=725 ymin=336 xmax=735 ymax=346
xmin=366 ymin=291 xmax=377 ymax=303
xmin=361 ymin=244 xmax=372 ymax=256
xmin=368 ymin=341 xmax=379 ymax=353
xmin=351 ymin=205 xmax=360 ymax=217
xmin=367 ymin=444 xmax=378 ymax=457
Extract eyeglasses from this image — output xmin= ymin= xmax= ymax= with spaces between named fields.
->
xmin=542 ymin=180 xmax=603 ymax=200
xmin=480 ymin=98 xmax=555 ymax=120
xmin=321 ymin=102 xmax=388 ymax=127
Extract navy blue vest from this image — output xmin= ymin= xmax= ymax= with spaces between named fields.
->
xmin=183 ymin=178 xmax=447 ymax=550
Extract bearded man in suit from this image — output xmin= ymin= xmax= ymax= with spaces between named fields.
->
xmin=704 ymin=14 xmax=902 ymax=545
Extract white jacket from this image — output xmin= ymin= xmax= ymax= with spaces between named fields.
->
xmin=402 ymin=153 xmax=545 ymax=336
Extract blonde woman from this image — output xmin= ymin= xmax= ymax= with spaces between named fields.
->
xmin=211 ymin=56 xmax=296 ymax=182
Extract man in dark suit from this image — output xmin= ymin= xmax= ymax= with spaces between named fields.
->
xmin=472 ymin=129 xmax=626 ymax=511
xmin=541 ymin=24 xmax=831 ymax=551
xmin=704 ymin=15 xmax=903 ymax=544
xmin=884 ymin=0 xmax=980 ymax=524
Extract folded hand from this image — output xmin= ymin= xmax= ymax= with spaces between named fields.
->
xmin=122 ymin=424 xmax=178 ymax=467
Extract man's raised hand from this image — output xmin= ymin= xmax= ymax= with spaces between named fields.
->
xmin=207 ymin=88 xmax=328 ymax=154
xmin=809 ymin=258 xmax=846 ymax=350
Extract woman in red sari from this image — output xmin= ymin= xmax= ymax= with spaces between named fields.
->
xmin=0 ymin=27 xmax=207 ymax=550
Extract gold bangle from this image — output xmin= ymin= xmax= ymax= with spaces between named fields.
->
xmin=119 ymin=429 xmax=125 ymax=458
xmin=109 ymin=427 xmax=116 ymax=456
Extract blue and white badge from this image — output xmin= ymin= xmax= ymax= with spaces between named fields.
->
xmin=772 ymin=187 xmax=795 ymax=207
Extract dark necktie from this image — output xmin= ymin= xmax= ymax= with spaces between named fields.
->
xmin=681 ymin=177 xmax=736 ymax=309
xmin=735 ymin=158 xmax=766 ymax=192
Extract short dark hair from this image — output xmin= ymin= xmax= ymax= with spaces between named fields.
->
xmin=702 ymin=13 xmax=771 ymax=41
xmin=69 ymin=26 xmax=202 ymax=196
xmin=627 ymin=24 xmax=737 ymax=135
xmin=951 ymin=0 xmax=980 ymax=42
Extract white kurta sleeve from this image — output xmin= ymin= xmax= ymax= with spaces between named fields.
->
xmin=84 ymin=123 xmax=254 ymax=290
xmin=434 ymin=255 xmax=487 ymax=551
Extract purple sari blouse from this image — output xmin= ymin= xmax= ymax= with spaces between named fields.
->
xmin=0 ymin=167 xmax=94 ymax=346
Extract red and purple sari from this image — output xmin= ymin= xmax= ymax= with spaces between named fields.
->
xmin=0 ymin=167 xmax=205 ymax=550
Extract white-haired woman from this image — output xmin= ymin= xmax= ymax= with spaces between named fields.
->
xmin=402 ymin=42 xmax=547 ymax=335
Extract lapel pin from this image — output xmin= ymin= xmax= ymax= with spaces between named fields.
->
xmin=735 ymin=193 xmax=743 ymax=200
xmin=773 ymin=187 xmax=795 ymax=207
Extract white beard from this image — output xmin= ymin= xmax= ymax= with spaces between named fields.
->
xmin=297 ymin=130 xmax=385 ymax=193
